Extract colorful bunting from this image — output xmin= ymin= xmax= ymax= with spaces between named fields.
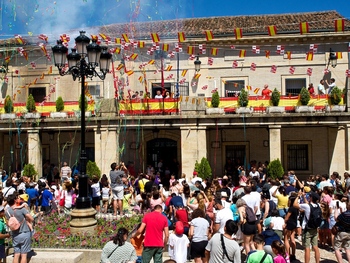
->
xmin=122 ymin=34 xmax=130 ymax=43
xmin=234 ymin=28 xmax=243 ymax=39
xmin=208 ymin=57 xmax=214 ymax=65
xmin=204 ymin=30 xmax=214 ymax=41
xmin=250 ymin=63 xmax=256 ymax=71
xmin=334 ymin=19 xmax=345 ymax=32
xmin=276 ymin=45 xmax=285 ymax=55
xmin=211 ymin=48 xmax=218 ymax=56
xmin=267 ymin=25 xmax=277 ymax=36
xmin=202 ymin=85 xmax=208 ymax=90
xmin=310 ymin=44 xmax=318 ymax=53
xmin=270 ymin=65 xmax=277 ymax=73
xmin=286 ymin=51 xmax=292 ymax=60
xmin=239 ymin=50 xmax=246 ymax=58
xmin=194 ymin=73 xmax=201 ymax=79
xmin=162 ymin=44 xmax=169 ymax=52
xmin=38 ymin=34 xmax=48 ymax=42
xmin=148 ymin=59 xmax=155 ymax=65
xmin=138 ymin=41 xmax=145 ymax=48
xmin=307 ymin=68 xmax=313 ymax=76
xmin=130 ymin=53 xmax=138 ymax=60
xmin=181 ymin=70 xmax=188 ymax=77
xmin=252 ymin=46 xmax=260 ymax=54
xmin=151 ymin=33 xmax=160 ymax=43
xmin=306 ymin=52 xmax=314 ymax=61
xmin=346 ymin=69 xmax=350 ymax=77
xmin=15 ymin=35 xmax=25 ymax=45
xmin=247 ymin=85 xmax=252 ymax=91
xmin=187 ymin=46 xmax=195 ymax=55
xmin=138 ymin=76 xmax=143 ymax=83
xmin=289 ymin=66 xmax=295 ymax=74
xmin=198 ymin=44 xmax=206 ymax=54
xmin=178 ymin=32 xmax=186 ymax=42
xmin=165 ymin=65 xmax=173 ymax=71
xmin=299 ymin=22 xmax=309 ymax=34
xmin=232 ymin=61 xmax=238 ymax=68
xmin=265 ymin=50 xmax=270 ymax=59
xmin=336 ymin=52 xmax=342 ymax=59
xmin=254 ymin=88 xmax=260 ymax=94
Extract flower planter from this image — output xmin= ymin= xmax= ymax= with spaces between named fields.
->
xmin=266 ymin=106 xmax=285 ymax=114
xmin=24 ymin=112 xmax=41 ymax=119
xmin=74 ymin=111 xmax=92 ymax=118
xmin=50 ymin=112 xmax=68 ymax=118
xmin=236 ymin=107 xmax=254 ymax=114
xmin=0 ymin=113 xmax=16 ymax=120
xmin=205 ymin=108 xmax=225 ymax=115
xmin=325 ymin=105 xmax=346 ymax=112
xmin=295 ymin=106 xmax=315 ymax=113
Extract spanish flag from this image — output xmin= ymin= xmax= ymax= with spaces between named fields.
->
xmin=286 ymin=51 xmax=292 ymax=60
xmin=239 ymin=50 xmax=246 ymax=58
xmin=265 ymin=50 xmax=270 ymax=59
xmin=178 ymin=32 xmax=186 ymax=42
xmin=336 ymin=52 xmax=342 ymax=59
xmin=247 ymin=85 xmax=252 ymax=91
xmin=148 ymin=59 xmax=155 ymax=65
xmin=15 ymin=35 xmax=25 ymax=45
xmin=5 ymin=56 xmax=11 ymax=64
xmin=126 ymin=70 xmax=134 ymax=76
xmin=162 ymin=44 xmax=169 ymax=52
xmin=299 ymin=22 xmax=309 ymax=34
xmin=138 ymin=41 xmax=145 ymax=48
xmin=234 ymin=28 xmax=243 ymax=39
xmin=267 ymin=25 xmax=277 ymax=36
xmin=116 ymin=63 xmax=124 ymax=70
xmin=204 ymin=30 xmax=214 ymax=41
xmin=151 ymin=33 xmax=160 ymax=43
xmin=114 ymin=48 xmax=121 ymax=54
xmin=181 ymin=69 xmax=188 ymax=77
xmin=306 ymin=52 xmax=313 ymax=61
xmin=254 ymin=88 xmax=260 ymax=94
xmin=40 ymin=73 xmax=45 ymax=79
xmin=166 ymin=65 xmax=172 ymax=71
xmin=138 ymin=76 xmax=143 ymax=83
xmin=99 ymin=33 xmax=109 ymax=41
xmin=194 ymin=73 xmax=201 ymax=80
xmin=334 ymin=19 xmax=345 ymax=32
xmin=122 ymin=33 xmax=130 ymax=43
xmin=211 ymin=48 xmax=218 ymax=56
xmin=187 ymin=46 xmax=195 ymax=55
xmin=130 ymin=53 xmax=138 ymax=60
xmin=48 ymin=66 xmax=52 ymax=74
xmin=115 ymin=38 xmax=121 ymax=44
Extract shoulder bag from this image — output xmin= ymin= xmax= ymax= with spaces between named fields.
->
xmin=101 ymin=244 xmax=118 ymax=263
xmin=220 ymin=234 xmax=234 ymax=262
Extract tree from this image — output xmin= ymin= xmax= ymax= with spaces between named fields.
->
xmin=270 ymin=88 xmax=280 ymax=106
xmin=330 ymin=86 xmax=342 ymax=105
xmin=55 ymin=96 xmax=65 ymax=112
xmin=22 ymin=163 xmax=38 ymax=180
xmin=267 ymin=159 xmax=284 ymax=180
xmin=26 ymin=94 xmax=36 ymax=112
xmin=238 ymin=88 xmax=249 ymax=107
xmin=194 ymin=157 xmax=212 ymax=180
xmin=299 ymin=87 xmax=310 ymax=106
xmin=4 ymin=95 xmax=13 ymax=113
xmin=211 ymin=91 xmax=220 ymax=108
xmin=86 ymin=160 xmax=101 ymax=179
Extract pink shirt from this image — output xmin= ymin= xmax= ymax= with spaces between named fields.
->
xmin=321 ymin=194 xmax=332 ymax=206
xmin=274 ymin=254 xmax=290 ymax=263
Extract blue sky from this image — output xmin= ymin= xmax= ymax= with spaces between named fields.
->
xmin=0 ymin=0 xmax=349 ymax=40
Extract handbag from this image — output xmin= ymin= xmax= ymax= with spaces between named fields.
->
xmin=59 ymin=191 xmax=65 ymax=207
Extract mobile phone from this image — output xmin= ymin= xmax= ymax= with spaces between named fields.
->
xmin=336 ymin=201 xmax=340 ymax=209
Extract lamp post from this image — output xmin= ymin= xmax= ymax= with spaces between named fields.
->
xmin=52 ymin=31 xmax=112 ymax=233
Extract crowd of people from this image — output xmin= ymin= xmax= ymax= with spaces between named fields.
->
xmin=1 ymin=160 xmax=350 ymax=263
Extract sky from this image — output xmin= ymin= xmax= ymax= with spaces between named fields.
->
xmin=0 ymin=0 xmax=349 ymax=41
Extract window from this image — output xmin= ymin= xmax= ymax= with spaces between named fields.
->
xmin=286 ymin=144 xmax=308 ymax=170
xmin=225 ymin=80 xmax=245 ymax=97
xmin=88 ymin=84 xmax=101 ymax=99
xmin=225 ymin=145 xmax=246 ymax=166
xmin=151 ymin=82 xmax=189 ymax=97
xmin=285 ymin=78 xmax=306 ymax=96
xmin=29 ymin=87 xmax=46 ymax=102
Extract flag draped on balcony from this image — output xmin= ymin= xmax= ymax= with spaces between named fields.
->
xmin=234 ymin=28 xmax=243 ymax=39
xmin=334 ymin=19 xmax=345 ymax=32
xmin=267 ymin=25 xmax=277 ymax=36
xmin=299 ymin=22 xmax=309 ymax=34
xmin=204 ymin=30 xmax=214 ymax=41
xmin=178 ymin=32 xmax=186 ymax=42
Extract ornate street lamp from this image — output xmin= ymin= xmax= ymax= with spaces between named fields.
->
xmin=52 ymin=31 xmax=112 ymax=233
xmin=194 ymin=55 xmax=201 ymax=72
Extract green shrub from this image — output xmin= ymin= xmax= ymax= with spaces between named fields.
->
xmin=4 ymin=95 xmax=13 ymax=113
xmin=26 ymin=94 xmax=36 ymax=112
xmin=238 ymin=88 xmax=249 ymax=107
xmin=79 ymin=95 xmax=88 ymax=111
xmin=299 ymin=87 xmax=310 ymax=106
xmin=270 ymin=88 xmax=280 ymax=106
xmin=330 ymin=86 xmax=342 ymax=105
xmin=267 ymin=159 xmax=284 ymax=180
xmin=194 ymin=157 xmax=212 ymax=180
xmin=22 ymin=163 xmax=38 ymax=180
xmin=211 ymin=91 xmax=220 ymax=108
xmin=86 ymin=160 xmax=101 ymax=179
xmin=55 ymin=96 xmax=65 ymax=112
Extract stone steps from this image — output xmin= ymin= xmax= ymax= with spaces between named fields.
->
xmin=6 ymin=251 xmax=85 ymax=263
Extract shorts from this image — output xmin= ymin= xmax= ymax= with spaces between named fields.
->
xmin=302 ymin=228 xmax=318 ymax=247
xmin=334 ymin=231 xmax=350 ymax=250
xmin=112 ymin=186 xmax=124 ymax=200
xmin=242 ymin=222 xmax=257 ymax=236
xmin=92 ymin=196 xmax=101 ymax=207
xmin=0 ymin=244 xmax=5 ymax=259
xmin=191 ymin=240 xmax=208 ymax=258
xmin=13 ymin=231 xmax=32 ymax=254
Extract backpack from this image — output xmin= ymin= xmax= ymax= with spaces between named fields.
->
xmin=306 ymin=204 xmax=322 ymax=229
xmin=6 ymin=211 xmax=23 ymax=231
xmin=245 ymin=205 xmax=257 ymax=223
xmin=267 ymin=200 xmax=277 ymax=217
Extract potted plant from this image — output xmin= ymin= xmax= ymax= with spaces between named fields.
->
xmin=22 ymin=163 xmax=38 ymax=181
xmin=50 ymin=96 xmax=68 ymax=118
xmin=25 ymin=94 xmax=41 ymax=118
xmin=75 ymin=94 xmax=92 ymax=118
xmin=194 ymin=157 xmax=212 ymax=180
xmin=236 ymin=88 xmax=253 ymax=114
xmin=327 ymin=86 xmax=345 ymax=112
xmin=86 ymin=160 xmax=101 ymax=179
xmin=1 ymin=95 xmax=16 ymax=120
xmin=295 ymin=87 xmax=314 ymax=113
xmin=206 ymin=91 xmax=224 ymax=115
xmin=267 ymin=88 xmax=285 ymax=113
xmin=267 ymin=159 xmax=284 ymax=180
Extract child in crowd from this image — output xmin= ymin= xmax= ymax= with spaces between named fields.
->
xmin=246 ymin=234 xmax=273 ymax=263
xmin=168 ymin=221 xmax=190 ymax=263
xmin=130 ymin=223 xmax=144 ymax=263
xmin=101 ymin=182 xmax=111 ymax=213
xmin=271 ymin=240 xmax=290 ymax=263
xmin=0 ymin=206 xmax=10 ymax=263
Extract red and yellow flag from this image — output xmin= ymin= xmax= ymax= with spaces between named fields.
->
xmin=115 ymin=38 xmax=121 ymax=44
xmin=130 ymin=53 xmax=138 ymax=60
xmin=148 ymin=59 xmax=155 ymax=65
xmin=138 ymin=76 xmax=143 ymax=83
xmin=181 ymin=69 xmax=188 ymax=77
xmin=234 ymin=28 xmax=243 ymax=39
xmin=178 ymin=32 xmax=186 ymax=42
xmin=122 ymin=33 xmax=130 ymax=43
xmin=267 ymin=25 xmax=277 ymax=36
xmin=211 ymin=48 xmax=218 ymax=56
xmin=126 ymin=70 xmax=134 ymax=76
xmin=166 ymin=65 xmax=172 ymax=71
xmin=239 ymin=50 xmax=246 ymax=58
xmin=336 ymin=52 xmax=342 ymax=59
xmin=40 ymin=73 xmax=45 ymax=79
xmin=265 ymin=50 xmax=270 ymax=59
xmin=334 ymin=19 xmax=345 ymax=32
xmin=204 ymin=30 xmax=214 ymax=41
xmin=254 ymin=88 xmax=260 ymax=94
xmin=138 ymin=41 xmax=145 ymax=48
xmin=299 ymin=22 xmax=309 ymax=34
xmin=187 ymin=46 xmax=195 ymax=55
xmin=194 ymin=73 xmax=201 ymax=80
xmin=306 ymin=52 xmax=314 ymax=61
xmin=151 ymin=33 xmax=160 ymax=43
xmin=286 ymin=51 xmax=292 ymax=60
xmin=4 ymin=56 xmax=11 ymax=64
xmin=247 ymin=85 xmax=252 ymax=91
xmin=162 ymin=44 xmax=169 ymax=52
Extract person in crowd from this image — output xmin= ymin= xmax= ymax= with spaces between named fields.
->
xmin=60 ymin=181 xmax=74 ymax=214
xmin=271 ymin=240 xmax=290 ymax=263
xmin=333 ymin=200 xmax=350 ymax=263
xmin=318 ymin=79 xmax=326 ymax=94
xmin=272 ymin=185 xmax=289 ymax=218
xmin=246 ymin=234 xmax=273 ymax=263
xmin=168 ymin=221 xmax=190 ymax=263
xmin=101 ymin=227 xmax=137 ymax=263
xmin=308 ymin=83 xmax=315 ymax=95
xmin=132 ymin=204 xmax=169 ymax=263
xmin=283 ymin=194 xmax=298 ymax=260
xmin=261 ymin=84 xmax=272 ymax=98
xmin=130 ymin=223 xmax=144 ymax=263
xmin=91 ymin=176 xmax=101 ymax=213
xmin=213 ymin=198 xmax=233 ymax=234
xmin=237 ymin=198 xmax=257 ymax=254
xmin=60 ymin=162 xmax=71 ymax=183
xmin=261 ymin=217 xmax=282 ymax=256
xmin=109 ymin=162 xmax=125 ymax=217
xmin=204 ymin=219 xmax=241 ymax=263
xmin=188 ymin=208 xmax=210 ymax=263
xmin=326 ymin=78 xmax=336 ymax=94
xmin=0 ymin=206 xmax=10 ymax=263
xmin=5 ymin=194 xmax=34 ymax=263
xmin=101 ymin=181 xmax=111 ymax=214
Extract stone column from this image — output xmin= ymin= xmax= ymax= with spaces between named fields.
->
xmin=269 ymin=125 xmax=281 ymax=161
xmin=345 ymin=125 xmax=350 ymax=171
xmin=328 ymin=126 xmax=345 ymax=174
xmin=180 ymin=126 xmax=207 ymax=180
xmin=27 ymin=130 xmax=42 ymax=180
xmin=94 ymin=127 xmax=118 ymax=176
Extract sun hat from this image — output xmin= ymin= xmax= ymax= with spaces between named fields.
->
xmin=19 ymin=194 xmax=29 ymax=202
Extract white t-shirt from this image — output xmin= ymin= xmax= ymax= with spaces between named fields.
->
xmin=215 ymin=208 xmax=234 ymax=234
xmin=330 ymin=200 xmax=346 ymax=217
xmin=249 ymin=171 xmax=260 ymax=179
xmin=250 ymin=191 xmax=261 ymax=215
xmin=269 ymin=186 xmax=279 ymax=204
xmin=191 ymin=217 xmax=209 ymax=242
xmin=205 ymin=233 xmax=241 ymax=263
xmin=242 ymin=193 xmax=260 ymax=215
xmin=91 ymin=182 xmax=101 ymax=197
xmin=2 ymin=186 xmax=15 ymax=198
xmin=168 ymin=233 xmax=190 ymax=263
xmin=299 ymin=202 xmax=319 ymax=229
xmin=270 ymin=216 xmax=284 ymax=231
